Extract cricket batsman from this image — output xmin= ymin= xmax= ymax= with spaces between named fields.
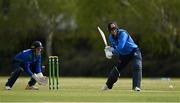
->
xmin=5 ymin=41 xmax=47 ymax=90
xmin=102 ymin=22 xmax=142 ymax=91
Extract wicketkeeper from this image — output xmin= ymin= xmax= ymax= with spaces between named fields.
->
xmin=5 ymin=41 xmax=47 ymax=90
xmin=102 ymin=22 xmax=142 ymax=91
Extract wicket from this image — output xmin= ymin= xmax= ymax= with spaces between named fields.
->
xmin=48 ymin=56 xmax=59 ymax=90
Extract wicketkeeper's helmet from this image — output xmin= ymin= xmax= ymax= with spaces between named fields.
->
xmin=107 ymin=22 xmax=118 ymax=33
xmin=31 ymin=41 xmax=43 ymax=49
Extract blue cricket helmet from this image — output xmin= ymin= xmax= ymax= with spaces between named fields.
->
xmin=31 ymin=41 xmax=43 ymax=49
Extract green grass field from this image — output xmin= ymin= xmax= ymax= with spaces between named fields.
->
xmin=0 ymin=77 xmax=180 ymax=102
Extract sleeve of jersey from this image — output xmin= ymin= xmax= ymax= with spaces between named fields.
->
xmin=109 ymin=36 xmax=116 ymax=48
xmin=24 ymin=62 xmax=34 ymax=76
xmin=112 ymin=32 xmax=128 ymax=55
xmin=35 ymin=56 xmax=42 ymax=73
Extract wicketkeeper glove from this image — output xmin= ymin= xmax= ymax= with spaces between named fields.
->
xmin=37 ymin=72 xmax=44 ymax=78
xmin=32 ymin=73 xmax=47 ymax=86
xmin=32 ymin=73 xmax=41 ymax=85
xmin=38 ymin=76 xmax=48 ymax=86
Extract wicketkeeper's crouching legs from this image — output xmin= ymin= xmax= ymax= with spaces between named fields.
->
xmin=28 ymin=78 xmax=36 ymax=86
xmin=5 ymin=62 xmax=47 ymax=90
xmin=5 ymin=67 xmax=23 ymax=88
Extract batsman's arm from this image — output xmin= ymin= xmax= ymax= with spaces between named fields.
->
xmin=109 ymin=32 xmax=128 ymax=55
xmin=117 ymin=31 xmax=128 ymax=49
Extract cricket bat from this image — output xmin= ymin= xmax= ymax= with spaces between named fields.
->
xmin=97 ymin=26 xmax=108 ymax=47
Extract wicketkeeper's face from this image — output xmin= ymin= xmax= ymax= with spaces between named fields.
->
xmin=34 ymin=48 xmax=43 ymax=56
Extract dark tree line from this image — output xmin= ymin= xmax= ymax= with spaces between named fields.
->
xmin=0 ymin=0 xmax=180 ymax=77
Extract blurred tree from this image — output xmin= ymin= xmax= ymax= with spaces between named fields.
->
xmin=0 ymin=0 xmax=180 ymax=77
xmin=2 ymin=0 xmax=10 ymax=19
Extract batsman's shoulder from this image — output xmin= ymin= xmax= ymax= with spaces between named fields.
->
xmin=118 ymin=28 xmax=126 ymax=32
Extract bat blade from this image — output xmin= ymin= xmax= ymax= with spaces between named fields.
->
xmin=97 ymin=26 xmax=108 ymax=46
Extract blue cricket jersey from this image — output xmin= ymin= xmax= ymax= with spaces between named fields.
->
xmin=14 ymin=49 xmax=42 ymax=76
xmin=109 ymin=29 xmax=138 ymax=55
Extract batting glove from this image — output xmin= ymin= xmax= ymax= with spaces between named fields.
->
xmin=104 ymin=46 xmax=113 ymax=59
xmin=105 ymin=46 xmax=113 ymax=52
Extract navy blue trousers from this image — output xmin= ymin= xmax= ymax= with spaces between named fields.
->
xmin=5 ymin=61 xmax=37 ymax=88
xmin=106 ymin=48 xmax=142 ymax=89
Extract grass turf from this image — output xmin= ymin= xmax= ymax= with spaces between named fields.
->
xmin=0 ymin=77 xmax=180 ymax=102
